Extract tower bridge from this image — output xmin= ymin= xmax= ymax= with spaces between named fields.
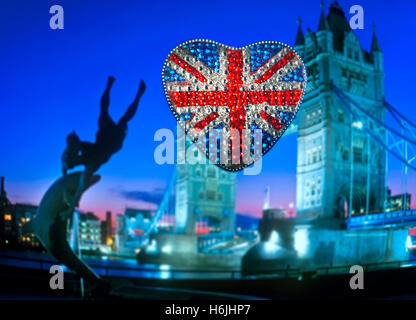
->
xmin=125 ymin=1 xmax=416 ymax=254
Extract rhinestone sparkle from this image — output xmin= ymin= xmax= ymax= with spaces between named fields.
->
xmin=162 ymin=39 xmax=307 ymax=171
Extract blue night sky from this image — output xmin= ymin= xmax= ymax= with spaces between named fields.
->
xmin=1 ymin=0 xmax=416 ymax=220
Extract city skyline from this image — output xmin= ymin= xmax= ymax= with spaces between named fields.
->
xmin=1 ymin=0 xmax=416 ymax=221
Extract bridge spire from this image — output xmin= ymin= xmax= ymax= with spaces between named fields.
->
xmin=295 ymin=17 xmax=305 ymax=46
xmin=371 ymin=23 xmax=382 ymax=52
xmin=318 ymin=1 xmax=330 ymax=31
xmin=264 ymin=186 xmax=270 ymax=210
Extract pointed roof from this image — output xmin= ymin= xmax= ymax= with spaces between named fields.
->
xmin=330 ymin=0 xmax=342 ymax=10
xmin=295 ymin=17 xmax=305 ymax=46
xmin=327 ymin=0 xmax=351 ymax=52
xmin=318 ymin=1 xmax=330 ymax=31
xmin=371 ymin=24 xmax=382 ymax=52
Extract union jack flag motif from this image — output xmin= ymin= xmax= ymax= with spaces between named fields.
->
xmin=162 ymin=39 xmax=306 ymax=171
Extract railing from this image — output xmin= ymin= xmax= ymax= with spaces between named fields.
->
xmin=0 ymin=253 xmax=242 ymax=280
xmin=0 ymin=252 xmax=414 ymax=280
xmin=347 ymin=209 xmax=416 ymax=229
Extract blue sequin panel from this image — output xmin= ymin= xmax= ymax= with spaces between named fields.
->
xmin=182 ymin=42 xmax=220 ymax=73
xmin=277 ymin=111 xmax=294 ymax=126
xmin=283 ymin=65 xmax=305 ymax=82
xmin=177 ymin=112 xmax=193 ymax=122
xmin=164 ymin=67 xmax=185 ymax=82
xmin=249 ymin=43 xmax=283 ymax=73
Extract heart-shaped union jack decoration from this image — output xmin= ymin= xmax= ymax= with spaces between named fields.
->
xmin=162 ymin=39 xmax=306 ymax=171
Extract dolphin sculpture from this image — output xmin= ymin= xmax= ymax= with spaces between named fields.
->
xmin=22 ymin=172 xmax=103 ymax=284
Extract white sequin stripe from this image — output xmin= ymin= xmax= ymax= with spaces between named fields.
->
xmin=244 ymin=103 xmax=295 ymax=138
xmin=182 ymin=106 xmax=230 ymax=139
xmin=276 ymin=55 xmax=304 ymax=82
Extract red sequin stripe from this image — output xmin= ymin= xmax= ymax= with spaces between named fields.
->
xmin=169 ymin=91 xmax=224 ymax=107
xmin=169 ymin=53 xmax=207 ymax=83
xmin=260 ymin=110 xmax=282 ymax=130
xmin=254 ymin=50 xmax=295 ymax=84
xmin=169 ymin=90 xmax=302 ymax=108
xmin=226 ymin=50 xmax=245 ymax=131
xmin=225 ymin=49 xmax=245 ymax=163
xmin=193 ymin=112 xmax=219 ymax=131
xmin=248 ymin=89 xmax=303 ymax=106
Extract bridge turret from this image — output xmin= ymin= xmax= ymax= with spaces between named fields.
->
xmin=371 ymin=24 xmax=383 ymax=71
xmin=316 ymin=1 xmax=333 ymax=55
xmin=296 ymin=1 xmax=386 ymax=222
xmin=294 ymin=17 xmax=305 ymax=58
xmin=371 ymin=24 xmax=385 ymax=103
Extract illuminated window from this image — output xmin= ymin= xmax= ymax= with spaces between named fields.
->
xmin=4 ymin=214 xmax=12 ymax=221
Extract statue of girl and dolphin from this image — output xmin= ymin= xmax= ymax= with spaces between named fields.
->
xmin=22 ymin=76 xmax=146 ymax=290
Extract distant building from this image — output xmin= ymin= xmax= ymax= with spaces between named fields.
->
xmin=100 ymin=211 xmax=113 ymax=246
xmin=115 ymin=213 xmax=125 ymax=254
xmin=0 ymin=177 xmax=42 ymax=250
xmin=0 ymin=177 xmax=15 ymax=248
xmin=295 ymin=1 xmax=386 ymax=220
xmin=79 ymin=211 xmax=101 ymax=251
xmin=386 ymin=188 xmax=411 ymax=211
xmin=115 ymin=208 xmax=153 ymax=256
xmin=14 ymin=203 xmax=40 ymax=249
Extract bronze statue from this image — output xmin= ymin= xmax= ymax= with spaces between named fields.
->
xmin=62 ymin=76 xmax=146 ymax=212
xmin=23 ymin=172 xmax=102 ymax=284
xmin=23 ymin=76 xmax=146 ymax=291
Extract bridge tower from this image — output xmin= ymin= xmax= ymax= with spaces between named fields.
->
xmin=295 ymin=1 xmax=386 ymax=220
xmin=175 ymin=132 xmax=236 ymax=234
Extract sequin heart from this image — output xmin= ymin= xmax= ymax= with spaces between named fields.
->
xmin=162 ymin=39 xmax=306 ymax=171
